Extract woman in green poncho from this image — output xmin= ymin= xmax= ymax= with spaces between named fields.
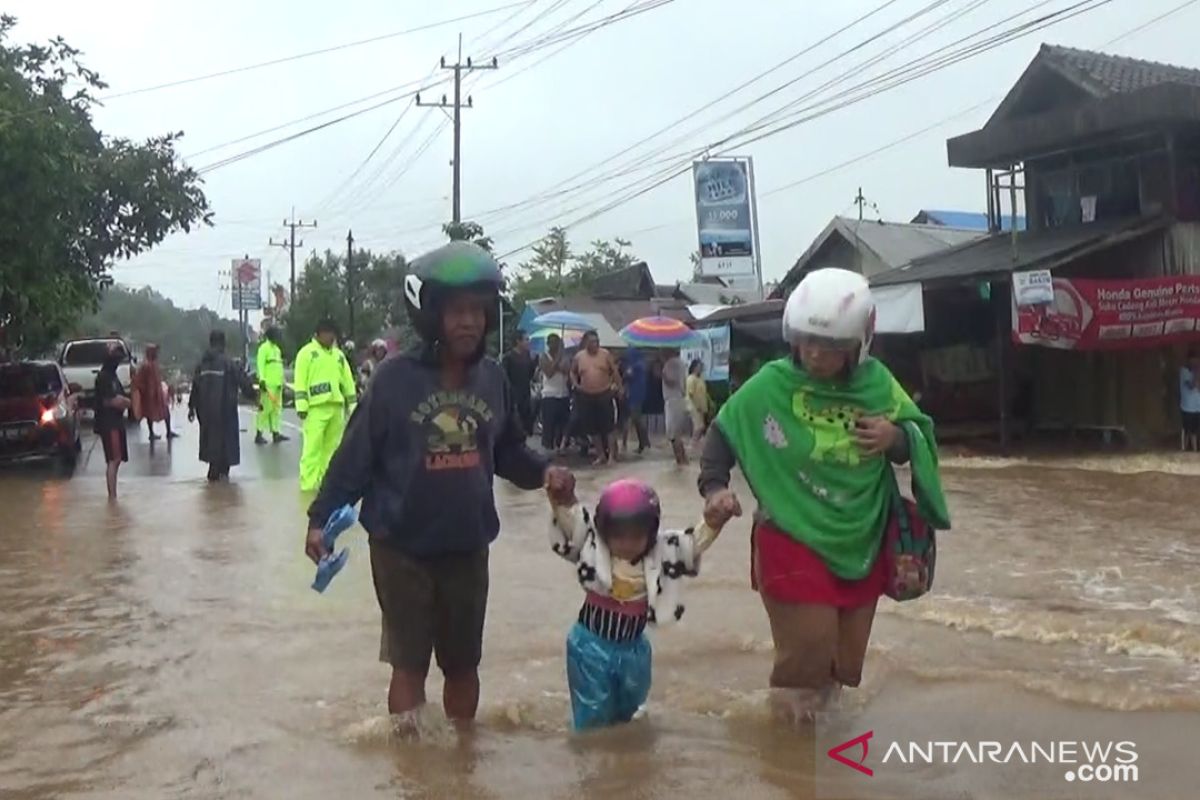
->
xmin=698 ymin=268 xmax=950 ymax=715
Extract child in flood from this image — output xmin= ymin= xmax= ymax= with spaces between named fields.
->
xmin=546 ymin=477 xmax=741 ymax=730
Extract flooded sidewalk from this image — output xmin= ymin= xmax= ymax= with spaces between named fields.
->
xmin=1 ymin=421 xmax=1197 ymax=799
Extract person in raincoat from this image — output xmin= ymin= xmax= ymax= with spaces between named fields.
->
xmin=295 ymin=319 xmax=357 ymax=492
xmin=188 ymin=330 xmax=256 ymax=481
xmin=133 ymin=344 xmax=177 ymax=440
xmin=255 ymin=326 xmax=288 ymax=445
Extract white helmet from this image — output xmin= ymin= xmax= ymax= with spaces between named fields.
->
xmin=782 ymin=268 xmax=876 ymax=364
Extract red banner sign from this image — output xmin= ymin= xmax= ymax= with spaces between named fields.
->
xmin=1013 ymin=276 xmax=1200 ymax=350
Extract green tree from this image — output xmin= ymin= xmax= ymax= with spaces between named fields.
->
xmin=281 ymin=249 xmax=413 ymax=356
xmin=74 ymin=285 xmax=243 ymax=378
xmin=511 ymin=226 xmax=573 ymax=302
xmin=572 ymin=237 xmax=635 ymax=284
xmin=442 ymin=220 xmax=493 ymax=252
xmin=0 ymin=16 xmax=211 ymax=354
xmin=510 ymin=229 xmax=640 ymax=309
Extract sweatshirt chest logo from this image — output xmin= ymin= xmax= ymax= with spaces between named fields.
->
xmin=411 ymin=390 xmax=494 ymax=471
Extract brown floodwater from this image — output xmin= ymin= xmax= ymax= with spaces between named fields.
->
xmin=1 ymin=413 xmax=1198 ymax=799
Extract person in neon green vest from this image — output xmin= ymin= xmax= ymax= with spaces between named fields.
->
xmin=698 ymin=268 xmax=950 ymax=721
xmin=295 ymin=319 xmax=357 ymax=492
xmin=254 ymin=326 xmax=289 ymax=445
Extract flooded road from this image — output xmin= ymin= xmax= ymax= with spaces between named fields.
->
xmin=1 ymin=410 xmax=1198 ymax=799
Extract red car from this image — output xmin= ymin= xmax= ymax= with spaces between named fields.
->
xmin=0 ymin=360 xmax=82 ymax=470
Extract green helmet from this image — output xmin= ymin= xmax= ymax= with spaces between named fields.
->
xmin=403 ymin=241 xmax=502 ymax=342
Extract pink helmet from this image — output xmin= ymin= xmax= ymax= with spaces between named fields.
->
xmin=594 ymin=478 xmax=661 ymax=547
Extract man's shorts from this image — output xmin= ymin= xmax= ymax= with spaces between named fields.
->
xmin=576 ymin=390 xmax=615 ymax=436
xmin=664 ymin=398 xmax=692 ymax=442
xmin=1183 ymin=411 xmax=1200 ymax=435
xmin=369 ymin=543 xmax=489 ymax=675
xmin=99 ymin=427 xmax=128 ymax=464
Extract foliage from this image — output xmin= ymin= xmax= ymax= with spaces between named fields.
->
xmin=442 ymin=220 xmax=493 ymax=252
xmin=510 ymin=228 xmax=641 ymax=308
xmin=280 ymin=248 xmax=413 ymax=356
xmin=72 ymin=285 xmax=243 ymax=377
xmin=0 ymin=16 xmax=211 ymax=355
xmin=690 ymin=250 xmax=702 ymax=279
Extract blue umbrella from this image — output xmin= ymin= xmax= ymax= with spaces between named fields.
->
xmin=532 ymin=310 xmax=594 ymax=331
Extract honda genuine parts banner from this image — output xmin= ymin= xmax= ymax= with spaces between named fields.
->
xmin=1013 ymin=275 xmax=1200 ymax=350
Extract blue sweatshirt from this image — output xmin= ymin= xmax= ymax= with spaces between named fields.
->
xmin=307 ymin=348 xmax=549 ymax=557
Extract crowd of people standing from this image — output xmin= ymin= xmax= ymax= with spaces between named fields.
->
xmin=500 ymin=326 xmax=712 ymax=467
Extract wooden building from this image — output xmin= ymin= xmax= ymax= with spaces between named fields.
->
xmin=872 ymin=44 xmax=1200 ymax=446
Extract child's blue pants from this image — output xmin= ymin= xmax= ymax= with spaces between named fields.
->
xmin=565 ymin=622 xmax=652 ymax=730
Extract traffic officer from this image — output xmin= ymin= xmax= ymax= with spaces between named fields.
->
xmin=255 ymin=326 xmax=289 ymax=445
xmin=295 ymin=319 xmax=357 ymax=492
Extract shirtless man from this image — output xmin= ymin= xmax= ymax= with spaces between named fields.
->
xmin=571 ymin=330 xmax=621 ymax=465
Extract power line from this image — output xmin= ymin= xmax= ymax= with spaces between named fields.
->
xmin=481 ymin=0 xmax=651 ymax=91
xmin=1104 ymin=0 xmax=1200 ymax=46
xmin=474 ymin=0 xmax=965 ymax=230
xmin=195 ymin=89 xmax=425 ymax=174
xmin=492 ymin=0 xmax=1116 ymax=258
xmin=185 ymin=76 xmax=447 ymax=160
xmin=184 ymin=0 xmax=663 ymax=179
xmin=482 ymin=0 xmax=1071 ymax=234
xmin=101 ymin=1 xmax=536 ymax=100
xmin=465 ymin=0 xmax=919 ymax=224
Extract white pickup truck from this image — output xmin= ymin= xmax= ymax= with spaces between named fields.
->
xmin=59 ymin=337 xmax=136 ymax=420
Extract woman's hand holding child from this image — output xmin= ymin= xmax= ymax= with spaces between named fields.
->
xmin=545 ymin=466 xmax=577 ymax=507
xmin=703 ymin=488 xmax=743 ymax=530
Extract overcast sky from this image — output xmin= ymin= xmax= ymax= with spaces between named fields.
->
xmin=7 ymin=0 xmax=1197 ymax=318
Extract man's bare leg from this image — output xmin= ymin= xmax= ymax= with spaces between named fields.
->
xmin=106 ymin=462 xmax=119 ymax=499
xmin=443 ymin=668 xmax=481 ymax=722
xmin=591 ymin=435 xmax=608 ymax=465
xmin=388 ymin=668 xmax=427 ymax=715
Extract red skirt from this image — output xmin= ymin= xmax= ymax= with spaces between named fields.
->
xmin=751 ymin=520 xmax=884 ymax=608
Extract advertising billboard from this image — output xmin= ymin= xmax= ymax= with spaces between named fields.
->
xmin=231 ymin=258 xmax=262 ymax=311
xmin=693 ymin=159 xmax=758 ymax=281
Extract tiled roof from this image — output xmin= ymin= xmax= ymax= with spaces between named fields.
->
xmin=1041 ymin=44 xmax=1200 ymax=96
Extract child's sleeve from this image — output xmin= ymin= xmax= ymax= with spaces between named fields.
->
xmin=662 ymin=520 xmax=721 ymax=576
xmin=548 ymin=503 xmax=592 ymax=563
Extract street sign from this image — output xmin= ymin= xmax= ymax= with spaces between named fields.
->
xmin=231 ymin=258 xmax=262 ymax=311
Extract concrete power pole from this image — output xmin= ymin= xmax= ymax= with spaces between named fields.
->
xmin=416 ymin=35 xmax=498 ymax=224
xmin=269 ymin=208 xmax=317 ymax=305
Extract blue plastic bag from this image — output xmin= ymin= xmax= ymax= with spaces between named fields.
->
xmin=565 ymin=622 xmax=652 ymax=730
xmin=311 ymin=504 xmax=357 ymax=594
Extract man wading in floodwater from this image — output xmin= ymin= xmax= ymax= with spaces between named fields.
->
xmin=305 ymin=242 xmax=574 ymax=724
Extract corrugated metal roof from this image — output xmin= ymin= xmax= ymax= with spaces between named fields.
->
xmin=772 ymin=217 xmax=983 ymax=299
xmin=912 ymin=210 xmax=1026 ymax=232
xmin=871 ymin=216 xmax=1167 ymax=287
xmin=1042 ymin=44 xmax=1200 ymax=97
xmin=846 ymin=217 xmax=983 ymax=267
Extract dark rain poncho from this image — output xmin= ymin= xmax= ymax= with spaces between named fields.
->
xmin=189 ymin=350 xmax=253 ymax=468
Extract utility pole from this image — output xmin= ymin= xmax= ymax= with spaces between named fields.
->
xmin=854 ymin=187 xmax=866 ymax=222
xmin=346 ymin=229 xmax=355 ymax=342
xmin=416 ymin=35 xmax=498 ymax=223
xmin=269 ymin=208 xmax=317 ymax=305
